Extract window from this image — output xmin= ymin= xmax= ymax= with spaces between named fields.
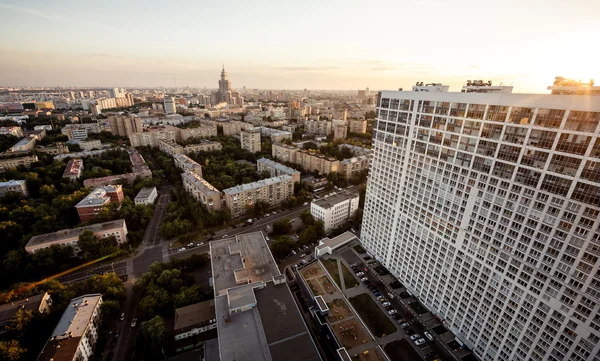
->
xmin=534 ymin=109 xmax=565 ymax=128
xmin=564 ymin=111 xmax=600 ymax=132
xmin=528 ymin=130 xmax=557 ymax=149
xmin=556 ymin=134 xmax=591 ymax=155
xmin=509 ymin=107 xmax=534 ymax=125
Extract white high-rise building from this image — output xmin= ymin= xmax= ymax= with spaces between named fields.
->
xmin=164 ymin=96 xmax=177 ymax=114
xmin=361 ymin=82 xmax=600 ymax=361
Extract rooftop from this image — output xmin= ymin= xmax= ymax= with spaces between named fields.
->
xmin=174 ymin=300 xmax=216 ymax=331
xmin=10 ymin=137 xmax=35 ymax=149
xmin=0 ymin=179 xmax=25 ymax=187
xmin=75 ymin=185 xmax=121 ymax=208
xmin=63 ymin=159 xmax=83 ymax=177
xmin=341 ymin=155 xmax=369 ymax=164
xmin=313 ymin=191 xmax=359 ymax=209
xmin=273 ymin=143 xmax=296 ymax=150
xmin=173 ymin=154 xmax=202 ymax=168
xmin=222 ymin=175 xmax=292 ymax=195
xmin=257 ymin=157 xmax=300 ymax=175
xmin=135 ymin=187 xmax=156 ymax=201
xmin=0 ymin=293 xmax=46 ymax=324
xmin=26 ymin=219 xmax=126 ymax=248
xmin=158 ymin=139 xmax=183 ymax=148
xmin=315 ymin=232 xmax=358 ymax=252
xmin=182 ymin=171 xmax=220 ymax=195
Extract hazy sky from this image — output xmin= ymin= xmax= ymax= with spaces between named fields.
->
xmin=1 ymin=0 xmax=599 ymax=92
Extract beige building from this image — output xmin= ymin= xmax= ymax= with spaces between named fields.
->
xmin=305 ymin=120 xmax=332 ymax=135
xmin=7 ymin=136 xmax=36 ymax=152
xmin=339 ymin=155 xmax=370 ymax=179
xmin=333 ymin=125 xmax=348 ymax=140
xmin=223 ymin=175 xmax=294 ymax=217
xmin=181 ymin=171 xmax=222 ymax=211
xmin=0 ymin=155 xmax=38 ymax=171
xmin=0 ymin=126 xmax=24 ymax=138
xmin=37 ymin=143 xmax=70 ymax=155
xmin=257 ymin=157 xmax=301 ymax=183
xmin=296 ymin=150 xmax=339 ymax=175
xmin=221 ymin=121 xmax=244 ymax=136
xmin=271 ymin=143 xmax=297 ymax=163
xmin=158 ymin=139 xmax=184 ymax=155
xmin=25 ymin=219 xmax=128 ymax=254
xmin=0 ymin=180 xmax=28 ymax=197
xmin=179 ymin=123 xmax=218 ymax=141
xmin=349 ymin=119 xmax=367 ymax=133
xmin=184 ymin=140 xmax=222 ymax=154
xmin=240 ymin=129 xmax=261 ymax=153
xmin=108 ymin=115 xmax=143 ymax=136
xmin=77 ymin=140 xmax=102 ymax=151
xmin=173 ymin=154 xmax=203 ymax=177
xmin=128 ymin=126 xmax=177 ymax=147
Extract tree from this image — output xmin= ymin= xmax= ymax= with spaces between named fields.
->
xmin=0 ymin=340 xmax=26 ymax=361
xmin=272 ymin=218 xmax=292 ymax=235
xmin=142 ymin=316 xmax=168 ymax=349
xmin=300 ymin=210 xmax=314 ymax=225
xmin=252 ymin=200 xmax=270 ymax=217
xmin=270 ymin=237 xmax=296 ymax=259
xmin=77 ymin=231 xmax=118 ymax=261
xmin=6 ymin=309 xmax=33 ymax=335
xmin=299 ymin=227 xmax=318 ymax=245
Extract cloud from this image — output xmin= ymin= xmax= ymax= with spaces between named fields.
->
xmin=411 ymin=0 xmax=447 ymax=6
xmin=0 ymin=3 xmax=115 ymax=31
xmin=468 ymin=65 xmax=480 ymax=68
xmin=275 ymin=66 xmax=339 ymax=71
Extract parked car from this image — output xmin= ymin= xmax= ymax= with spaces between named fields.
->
xmin=187 ymin=243 xmax=195 ymax=248
xmin=373 ymin=292 xmax=382 ymax=297
xmin=291 ymin=250 xmax=296 ymax=255
xmin=424 ymin=331 xmax=434 ymax=340
xmin=303 ymin=202 xmax=308 ymax=206
xmin=356 ymin=272 xmax=364 ymax=277
xmin=400 ymin=322 xmax=410 ymax=328
xmin=300 ymin=254 xmax=306 ymax=258
xmin=388 ymin=309 xmax=397 ymax=315
xmin=114 ymin=329 xmax=120 ymax=339
xmin=265 ymin=236 xmax=270 ymax=241
xmin=388 ymin=292 xmax=396 ymax=299
xmin=415 ymin=338 xmax=426 ymax=346
xmin=410 ymin=334 xmax=421 ymax=341
xmin=119 ymin=313 xmax=125 ymax=321
xmin=382 ymin=302 xmax=391 ymax=307
xmin=289 ymin=219 xmax=295 ymax=223
xmin=300 ymin=260 xmax=308 ymax=265
xmin=178 ymin=247 xmax=186 ymax=252
xmin=131 ymin=318 xmax=137 ymax=327
xmin=360 ymin=277 xmax=368 ymax=282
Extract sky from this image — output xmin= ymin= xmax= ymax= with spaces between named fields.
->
xmin=1 ymin=0 xmax=599 ymax=93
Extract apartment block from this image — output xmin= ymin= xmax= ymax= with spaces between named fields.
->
xmin=221 ymin=121 xmax=243 ymax=136
xmin=26 ymin=219 xmax=128 ymax=254
xmin=296 ymin=150 xmax=339 ymax=175
xmin=256 ymin=126 xmax=293 ymax=143
xmin=257 ymin=157 xmax=301 ymax=183
xmin=63 ymin=158 xmax=84 ymax=180
xmin=349 ymin=119 xmax=367 ymax=133
xmin=179 ymin=123 xmax=218 ymax=141
xmin=181 ymin=171 xmax=222 ymax=211
xmin=223 ymin=175 xmax=294 ymax=217
xmin=108 ymin=114 xmax=143 ymax=136
xmin=183 ymin=139 xmax=222 ymax=153
xmin=158 ymin=139 xmax=184 ymax=155
xmin=36 ymin=294 xmax=102 ymax=361
xmin=305 ymin=120 xmax=332 ymax=135
xmin=339 ymin=155 xmax=370 ymax=179
xmin=333 ymin=125 xmax=348 ymax=140
xmin=37 ymin=143 xmax=70 ymax=155
xmin=128 ymin=126 xmax=177 ymax=147
xmin=7 ymin=136 xmax=36 ymax=152
xmin=173 ymin=154 xmax=203 ymax=177
xmin=0 ymin=155 xmax=38 ymax=171
xmin=75 ymin=185 xmax=124 ymax=222
xmin=361 ymin=84 xmax=600 ymax=361
xmin=0 ymin=126 xmax=23 ymax=138
xmin=310 ymin=191 xmax=359 ymax=232
xmin=0 ymin=179 xmax=28 ymax=197
xmin=0 ymin=293 xmax=52 ymax=333
xmin=76 ymin=140 xmax=102 ymax=151
xmin=272 ymin=143 xmax=298 ymax=163
xmin=241 ymin=129 xmax=262 ymax=153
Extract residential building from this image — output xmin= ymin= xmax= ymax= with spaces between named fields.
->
xmin=0 ymin=293 xmax=52 ymax=333
xmin=134 ymin=187 xmax=158 ymax=205
xmin=37 ymin=143 xmax=69 ymax=155
xmin=310 ymin=191 xmax=359 ymax=232
xmin=7 ymin=136 xmax=36 ymax=152
xmin=361 ymin=85 xmax=600 ymax=361
xmin=34 ymin=125 xmax=53 ymax=131
xmin=339 ymin=155 xmax=370 ymax=179
xmin=158 ymin=139 xmax=184 ymax=155
xmin=548 ymin=77 xmax=600 ymax=96
xmin=24 ymin=129 xmax=46 ymax=141
xmin=296 ymin=150 xmax=339 ymax=175
xmin=164 ymin=96 xmax=177 ymax=114
xmin=256 ymin=127 xmax=292 ymax=143
xmin=61 ymin=123 xmax=102 ymax=141
xmin=0 ymin=126 xmax=23 ymax=138
xmin=76 ymin=140 xmax=102 ymax=151
xmin=460 ymin=80 xmax=513 ymax=94
xmin=257 ymin=157 xmax=301 ymax=183
xmin=305 ymin=120 xmax=332 ymax=135
xmin=128 ymin=126 xmax=177 ymax=147
xmin=173 ymin=300 xmax=217 ymax=350
xmin=63 ymin=159 xmax=84 ymax=181
xmin=25 ymin=219 xmax=128 ymax=254
xmin=333 ymin=125 xmax=348 ymax=140
xmin=223 ymin=175 xmax=294 ymax=217
xmin=314 ymin=232 xmax=357 ymax=258
xmin=209 ymin=232 xmax=321 ymax=361
xmin=36 ymin=294 xmax=102 ymax=361
xmin=241 ymin=129 xmax=261 ymax=153
xmin=173 ymin=154 xmax=202 ymax=176
xmin=0 ymin=179 xmax=28 ymax=197
xmin=183 ymin=139 xmax=222 ymax=154
xmin=75 ymin=185 xmax=124 ymax=222
xmin=181 ymin=171 xmax=222 ymax=211
xmin=272 ymin=143 xmax=298 ymax=163
xmin=107 ymin=114 xmax=142 ymax=136
xmin=55 ymin=149 xmax=109 ymax=161
xmin=0 ymin=155 xmax=38 ymax=171
xmin=338 ymin=144 xmax=372 ymax=156
xmin=222 ymin=121 xmax=243 ymax=136
xmin=349 ymin=119 xmax=367 ymax=133
xmin=179 ymin=123 xmax=218 ymax=140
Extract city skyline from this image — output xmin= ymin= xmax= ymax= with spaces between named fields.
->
xmin=1 ymin=0 xmax=599 ymax=92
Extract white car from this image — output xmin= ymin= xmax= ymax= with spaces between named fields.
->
xmin=414 ymin=338 xmax=426 ymax=346
xmin=424 ymin=331 xmax=434 ymax=340
xmin=303 ymin=202 xmax=308 ymax=206
xmin=356 ymin=272 xmax=365 ymax=277
xmin=382 ymin=302 xmax=391 ymax=307
xmin=131 ymin=318 xmax=137 ymax=327
xmin=265 ymin=236 xmax=270 ymax=241
xmin=410 ymin=334 xmax=421 ymax=341
xmin=388 ymin=309 xmax=397 ymax=315
xmin=360 ymin=277 xmax=369 ymax=282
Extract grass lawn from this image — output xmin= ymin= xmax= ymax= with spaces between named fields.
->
xmin=349 ymin=293 xmax=396 ymax=337
xmin=409 ymin=301 xmax=428 ymax=315
xmin=322 ymin=258 xmax=341 ymax=288
xmin=341 ymin=263 xmax=359 ymax=288
xmin=383 ymin=339 xmax=421 ymax=361
xmin=354 ymin=245 xmax=367 ymax=254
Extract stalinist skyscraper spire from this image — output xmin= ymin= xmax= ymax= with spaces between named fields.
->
xmin=212 ymin=65 xmax=243 ymax=106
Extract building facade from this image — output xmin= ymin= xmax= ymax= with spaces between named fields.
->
xmin=179 ymin=123 xmax=218 ymax=140
xmin=223 ymin=175 xmax=294 ymax=217
xmin=0 ymin=155 xmax=38 ymax=171
xmin=173 ymin=153 xmax=203 ymax=176
xmin=240 ymin=129 xmax=261 ymax=153
xmin=257 ymin=157 xmax=301 ymax=183
xmin=339 ymin=155 xmax=370 ymax=180
xmin=75 ymin=185 xmax=124 ymax=222
xmin=272 ymin=143 xmax=298 ymax=163
xmin=63 ymin=159 xmax=84 ymax=181
xmin=181 ymin=171 xmax=222 ymax=211
xmin=134 ymin=187 xmax=158 ymax=205
xmin=361 ymin=88 xmax=600 ymax=361
xmin=349 ymin=119 xmax=368 ymax=133
xmin=333 ymin=125 xmax=348 ymax=140
xmin=296 ymin=150 xmax=339 ymax=175
xmin=128 ymin=126 xmax=177 ymax=147
xmin=0 ymin=179 xmax=28 ymax=197
xmin=305 ymin=120 xmax=332 ymax=135
xmin=108 ymin=114 xmax=143 ymax=136
xmin=164 ymin=96 xmax=177 ymax=114
xmin=310 ymin=191 xmax=359 ymax=232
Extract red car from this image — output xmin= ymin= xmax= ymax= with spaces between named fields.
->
xmin=364 ymin=267 xmax=369 ymax=272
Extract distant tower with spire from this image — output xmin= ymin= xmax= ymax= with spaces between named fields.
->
xmin=212 ymin=64 xmax=243 ymax=106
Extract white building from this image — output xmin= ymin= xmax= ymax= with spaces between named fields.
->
xmin=36 ymin=294 xmax=102 ymax=361
xmin=164 ymin=96 xmax=177 ymax=114
xmin=361 ymin=84 xmax=600 ymax=361
xmin=134 ymin=187 xmax=158 ymax=205
xmin=310 ymin=191 xmax=359 ymax=232
xmin=0 ymin=179 xmax=28 ymax=197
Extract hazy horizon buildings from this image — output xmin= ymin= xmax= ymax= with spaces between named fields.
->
xmin=211 ymin=66 xmax=243 ymax=106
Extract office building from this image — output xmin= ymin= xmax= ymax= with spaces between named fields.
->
xmin=164 ymin=96 xmax=177 ymax=114
xmin=305 ymin=120 xmax=332 ymax=135
xmin=272 ymin=143 xmax=298 ymax=163
xmin=241 ymin=129 xmax=262 ymax=153
xmin=108 ymin=114 xmax=142 ymax=136
xmin=361 ymin=84 xmax=600 ymax=361
xmin=181 ymin=171 xmax=222 ymax=211
xmin=134 ymin=187 xmax=158 ymax=205
xmin=223 ymin=175 xmax=294 ymax=217
xmin=36 ymin=294 xmax=102 ymax=361
xmin=333 ymin=125 xmax=348 ymax=140
xmin=339 ymin=155 xmax=370 ymax=179
xmin=210 ymin=232 xmax=320 ymax=361
xmin=0 ymin=179 xmax=28 ymax=197
xmin=63 ymin=159 xmax=84 ymax=181
xmin=26 ymin=219 xmax=128 ymax=254
xmin=0 ymin=293 xmax=52 ymax=333
xmin=296 ymin=150 xmax=339 ymax=175
xmin=310 ymin=191 xmax=359 ymax=232
xmin=173 ymin=154 xmax=202 ymax=176
xmin=0 ymin=155 xmax=38 ymax=171
xmin=349 ymin=119 xmax=367 ymax=134
xmin=257 ymin=157 xmax=301 ymax=183
xmin=75 ymin=185 xmax=124 ymax=222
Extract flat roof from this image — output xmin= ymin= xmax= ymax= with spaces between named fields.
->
xmin=173 ymin=154 xmax=202 ymax=168
xmin=174 ymin=299 xmax=215 ymax=331
xmin=182 ymin=171 xmax=220 ymax=195
xmin=341 ymin=155 xmax=369 ymax=164
xmin=316 ymin=232 xmax=357 ymax=251
xmin=135 ymin=187 xmax=156 ymax=200
xmin=0 ymin=293 xmax=46 ymax=323
xmin=26 ymin=219 xmax=126 ymax=248
xmin=0 ymin=179 xmax=25 ymax=187
xmin=222 ymin=175 xmax=292 ymax=195
xmin=75 ymin=186 xmax=120 ymax=208
xmin=257 ymin=157 xmax=300 ymax=175
xmin=313 ymin=191 xmax=359 ymax=209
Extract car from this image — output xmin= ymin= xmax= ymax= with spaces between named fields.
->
xmin=119 ymin=313 xmax=125 ymax=321
xmin=364 ymin=267 xmax=369 ymax=272
xmin=114 ymin=329 xmax=120 ymax=339
xmin=289 ymin=219 xmax=294 ymax=223
xmin=107 ymin=351 xmax=114 ymax=361
xmin=300 ymin=259 xmax=308 ymax=265
xmin=131 ymin=318 xmax=137 ymax=327
xmin=291 ymin=250 xmax=296 ymax=255
xmin=356 ymin=272 xmax=364 ymax=277
xmin=265 ymin=213 xmax=270 ymax=217
xmin=409 ymin=334 xmax=421 ymax=340
xmin=360 ymin=277 xmax=368 ymax=282
xmin=415 ymin=338 xmax=426 ymax=346
xmin=392 ymin=314 xmax=402 ymax=321
xmin=222 ymin=234 xmax=228 ymax=238
xmin=424 ymin=331 xmax=434 ymax=340
xmin=382 ymin=301 xmax=391 ymax=307
xmin=400 ymin=322 xmax=410 ymax=328
xmin=265 ymin=236 xmax=270 ymax=241
xmin=388 ymin=309 xmax=397 ymax=314
xmin=179 ymin=247 xmax=186 ymax=252
xmin=303 ymin=202 xmax=308 ymax=206
xmin=388 ymin=292 xmax=396 ymax=299
xmin=187 ymin=243 xmax=195 ymax=248
xmin=300 ymin=253 xmax=306 ymax=258
xmin=377 ymin=296 xmax=385 ymax=301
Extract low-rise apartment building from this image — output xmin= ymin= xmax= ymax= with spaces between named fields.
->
xmin=0 ymin=155 xmax=38 ymax=171
xmin=181 ymin=171 xmax=222 ymax=211
xmin=221 ymin=120 xmax=248 ymax=136
xmin=75 ymin=140 xmax=102 ymax=151
xmin=37 ymin=143 xmax=70 ymax=155
xmin=63 ymin=159 xmax=84 ymax=180
xmin=128 ymin=126 xmax=177 ymax=147
xmin=178 ymin=123 xmax=218 ymax=141
xmin=0 ymin=126 xmax=23 ymax=138
xmin=173 ymin=154 xmax=203 ymax=177
xmin=6 ymin=136 xmax=36 ymax=153
xmin=272 ymin=143 xmax=297 ymax=163
xmin=240 ymin=129 xmax=261 ymax=153
xmin=75 ymin=185 xmax=124 ymax=222
xmin=184 ymin=139 xmax=222 ymax=153
xmin=305 ymin=120 xmax=332 ymax=135
xmin=0 ymin=293 xmax=52 ymax=333
xmin=223 ymin=175 xmax=294 ymax=217
xmin=134 ymin=187 xmax=158 ymax=205
xmin=158 ymin=139 xmax=184 ymax=155
xmin=296 ymin=150 xmax=339 ymax=175
xmin=310 ymin=191 xmax=359 ymax=232
xmin=257 ymin=157 xmax=301 ymax=183
xmin=349 ymin=119 xmax=367 ymax=133
xmin=25 ymin=219 xmax=128 ymax=254
xmin=256 ymin=127 xmax=292 ymax=143
xmin=339 ymin=155 xmax=369 ymax=179
xmin=108 ymin=114 xmax=143 ymax=136
xmin=0 ymin=179 xmax=28 ymax=197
